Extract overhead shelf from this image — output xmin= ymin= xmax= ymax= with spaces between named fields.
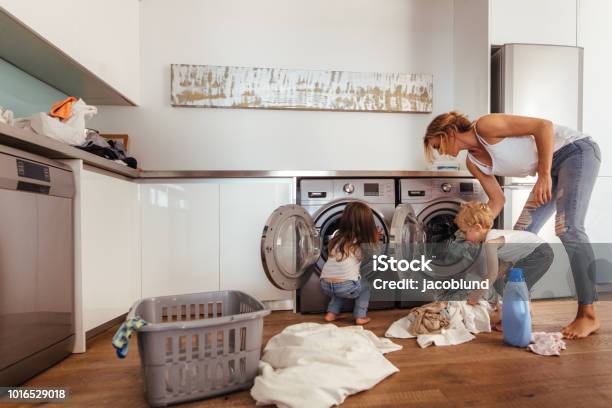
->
xmin=0 ymin=7 xmax=136 ymax=106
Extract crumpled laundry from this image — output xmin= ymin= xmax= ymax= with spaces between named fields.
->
xmin=77 ymin=129 xmax=138 ymax=168
xmin=14 ymin=98 xmax=97 ymax=145
xmin=528 ymin=332 xmax=566 ymax=356
xmin=386 ymin=301 xmax=491 ymax=348
xmin=49 ymin=96 xmax=78 ymax=121
xmin=111 ymin=316 xmax=147 ymax=358
xmin=408 ymin=301 xmax=450 ymax=335
xmin=0 ymin=107 xmax=14 ymax=125
xmin=251 ymin=323 xmax=401 ymax=408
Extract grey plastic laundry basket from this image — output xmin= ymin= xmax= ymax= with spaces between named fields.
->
xmin=126 ymin=290 xmax=270 ymax=407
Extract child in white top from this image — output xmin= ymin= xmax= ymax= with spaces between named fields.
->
xmin=320 ymin=201 xmax=382 ymax=325
xmin=455 ymin=201 xmax=554 ymax=329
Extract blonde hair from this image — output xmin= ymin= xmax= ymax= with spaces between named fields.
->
xmin=423 ymin=111 xmax=473 ymax=163
xmin=455 ymin=201 xmax=494 ymax=231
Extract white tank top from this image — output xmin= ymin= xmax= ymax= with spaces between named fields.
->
xmin=467 ymin=123 xmax=587 ymax=177
xmin=320 ymin=248 xmax=361 ymax=281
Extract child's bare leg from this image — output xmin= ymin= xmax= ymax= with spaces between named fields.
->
xmin=489 ymin=302 xmax=503 ymax=331
xmin=355 ymin=317 xmax=371 ymax=325
xmin=324 ymin=312 xmax=338 ymax=322
xmin=562 ymin=304 xmax=600 ymax=339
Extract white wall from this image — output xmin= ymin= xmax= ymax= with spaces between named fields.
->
xmin=579 ymin=0 xmax=612 ymax=177
xmin=0 ymin=0 xmax=141 ymax=104
xmin=490 ymin=0 xmax=578 ymax=46
xmin=90 ymin=0 xmax=463 ymax=171
xmin=454 ymin=0 xmax=490 ymax=120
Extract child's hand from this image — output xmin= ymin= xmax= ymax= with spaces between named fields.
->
xmin=467 ymin=289 xmax=485 ymax=305
xmin=467 ymin=297 xmax=480 ymax=306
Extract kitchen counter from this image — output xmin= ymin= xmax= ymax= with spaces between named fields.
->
xmin=0 ymin=122 xmax=472 ymax=179
xmin=0 ymin=122 xmax=139 ymax=178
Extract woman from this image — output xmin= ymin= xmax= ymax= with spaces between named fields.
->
xmin=423 ymin=111 xmax=601 ymax=339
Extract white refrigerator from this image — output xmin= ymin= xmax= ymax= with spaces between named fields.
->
xmin=491 ymin=43 xmax=583 ymax=299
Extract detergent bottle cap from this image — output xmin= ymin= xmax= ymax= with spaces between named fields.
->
xmin=508 ymin=268 xmax=525 ymax=282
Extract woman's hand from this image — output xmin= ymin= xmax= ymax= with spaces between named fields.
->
xmin=533 ymin=173 xmax=553 ymax=206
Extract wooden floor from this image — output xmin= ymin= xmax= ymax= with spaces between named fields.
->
xmin=15 ymin=299 xmax=612 ymax=407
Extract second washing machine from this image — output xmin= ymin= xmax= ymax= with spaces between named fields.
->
xmin=392 ymin=178 xmax=490 ymax=306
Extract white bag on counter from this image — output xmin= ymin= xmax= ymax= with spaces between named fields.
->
xmin=13 ymin=99 xmax=97 ymax=146
xmin=0 ymin=107 xmax=14 ymax=125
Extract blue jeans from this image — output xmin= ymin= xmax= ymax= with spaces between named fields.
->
xmin=514 ymin=137 xmax=601 ymax=304
xmin=320 ymin=278 xmax=371 ymax=318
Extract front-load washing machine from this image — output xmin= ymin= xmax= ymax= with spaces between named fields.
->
xmin=260 ymin=179 xmax=403 ymax=313
xmin=393 ymin=178 xmax=490 ymax=306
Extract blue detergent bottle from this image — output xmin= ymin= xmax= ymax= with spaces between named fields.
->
xmin=502 ymin=268 xmax=532 ymax=347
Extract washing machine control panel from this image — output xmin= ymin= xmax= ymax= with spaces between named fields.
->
xmin=300 ymin=179 xmax=395 ymax=205
xmin=400 ymin=178 xmax=485 ymax=203
xmin=342 ymin=183 xmax=355 ymax=194
xmin=440 ymin=182 xmax=452 ymax=193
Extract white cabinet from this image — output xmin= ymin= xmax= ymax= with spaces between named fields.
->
xmin=219 ymin=179 xmax=294 ymax=303
xmin=79 ymin=168 xmax=140 ymax=336
xmin=0 ymin=0 xmax=140 ymax=104
xmin=140 ymin=182 xmax=220 ymax=298
xmin=490 ymin=0 xmax=577 ymax=46
xmin=579 ymin=0 xmax=612 ymax=176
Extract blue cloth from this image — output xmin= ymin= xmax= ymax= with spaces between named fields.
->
xmin=320 ymin=278 xmax=371 ymax=318
xmin=112 ymin=316 xmax=147 ymax=358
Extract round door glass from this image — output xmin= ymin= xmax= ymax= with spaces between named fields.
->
xmin=317 ymin=210 xmax=387 ymax=272
xmin=273 ymin=215 xmax=320 ymax=278
xmin=423 ymin=211 xmax=460 ymax=266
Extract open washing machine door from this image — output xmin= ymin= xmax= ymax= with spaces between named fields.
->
xmin=260 ymin=204 xmax=322 ymax=290
xmin=389 ymin=203 xmax=425 ymax=260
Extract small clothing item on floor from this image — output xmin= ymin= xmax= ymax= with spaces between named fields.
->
xmin=111 ymin=316 xmax=147 ymax=358
xmin=528 ymin=332 xmax=566 ymax=356
xmin=385 ymin=301 xmax=491 ymax=348
xmin=251 ymin=323 xmax=401 ymax=408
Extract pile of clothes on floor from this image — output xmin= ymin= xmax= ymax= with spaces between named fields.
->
xmin=9 ymin=97 xmax=137 ymax=168
xmin=385 ymin=300 xmax=492 ymax=348
xmin=251 ymin=323 xmax=402 ymax=408
xmin=385 ymin=300 xmax=567 ymax=356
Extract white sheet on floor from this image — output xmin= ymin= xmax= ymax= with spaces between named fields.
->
xmin=250 ymin=323 xmax=401 ymax=408
xmin=385 ymin=301 xmax=491 ymax=348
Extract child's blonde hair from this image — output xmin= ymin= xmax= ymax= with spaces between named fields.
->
xmin=455 ymin=201 xmax=494 ymax=231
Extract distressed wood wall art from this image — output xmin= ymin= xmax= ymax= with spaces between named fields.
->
xmin=171 ymin=64 xmax=432 ymax=113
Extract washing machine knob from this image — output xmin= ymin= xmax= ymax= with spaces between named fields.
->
xmin=343 ymin=183 xmax=355 ymax=194
xmin=440 ymin=182 xmax=452 ymax=193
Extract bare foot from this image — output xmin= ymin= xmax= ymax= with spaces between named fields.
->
xmin=355 ymin=317 xmax=371 ymax=325
xmin=493 ymin=321 xmax=503 ymax=332
xmin=562 ymin=304 xmax=600 ymax=339
xmin=324 ymin=312 xmax=338 ymax=322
